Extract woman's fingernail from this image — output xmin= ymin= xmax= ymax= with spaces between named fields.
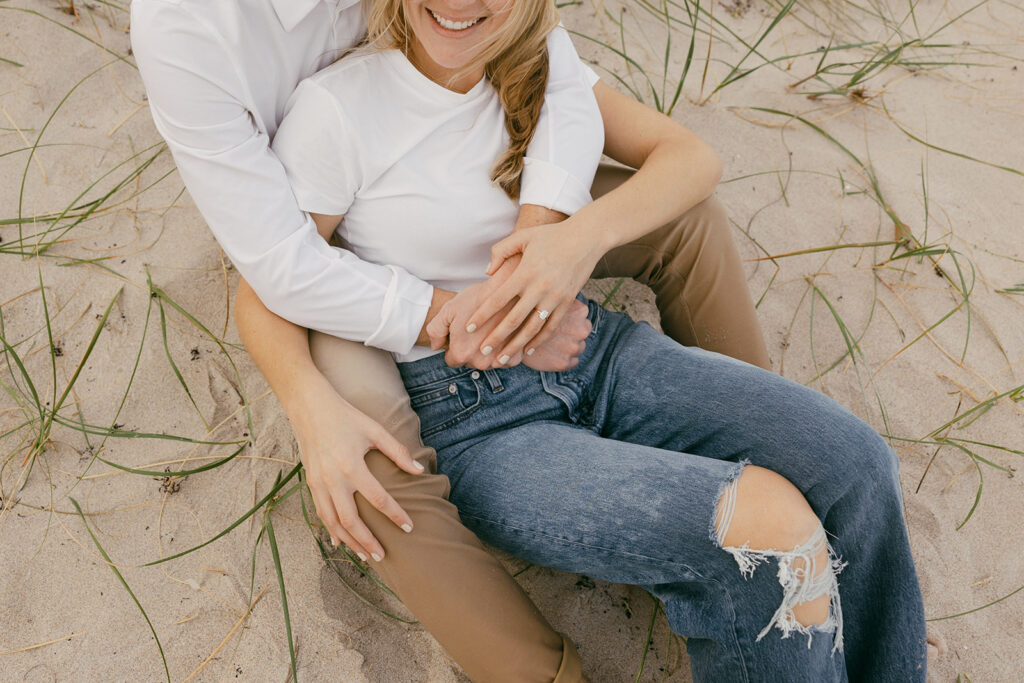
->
xmin=371 ymin=552 xmax=383 ymax=562
xmin=401 ymin=523 xmax=413 ymax=533
xmin=412 ymin=460 xmax=425 ymax=471
xmin=498 ymin=354 xmax=510 ymax=365
xmin=357 ymin=552 xmax=368 ymax=562
xmin=481 ymin=346 xmax=493 ymax=356
xmin=526 ymin=348 xmax=535 ymax=356
xmin=466 ymin=323 xmax=477 ymax=333
xmin=330 ymin=536 xmax=339 ymax=547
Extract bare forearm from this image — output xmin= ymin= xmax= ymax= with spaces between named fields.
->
xmin=573 ymin=137 xmax=721 ymax=254
xmin=235 ymin=278 xmax=327 ymax=418
xmin=566 ymin=81 xmax=722 ymax=255
xmin=514 ymin=204 xmax=569 ymax=231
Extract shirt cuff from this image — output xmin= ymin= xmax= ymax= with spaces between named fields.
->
xmin=519 ymin=157 xmax=594 ymax=216
xmin=363 ymin=265 xmax=435 ymax=354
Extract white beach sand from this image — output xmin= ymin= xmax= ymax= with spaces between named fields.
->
xmin=1 ymin=0 xmax=1022 ymax=680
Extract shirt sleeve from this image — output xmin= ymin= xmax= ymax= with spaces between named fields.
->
xmin=519 ymin=26 xmax=604 ymax=216
xmin=130 ymin=1 xmax=433 ymax=354
xmin=272 ymin=79 xmax=361 ymax=216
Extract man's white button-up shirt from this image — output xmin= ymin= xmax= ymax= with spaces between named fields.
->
xmin=130 ymin=0 xmax=603 ymax=354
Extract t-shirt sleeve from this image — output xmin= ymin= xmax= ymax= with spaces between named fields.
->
xmin=272 ymin=79 xmax=362 ymax=216
xmin=519 ymin=26 xmax=604 ymax=216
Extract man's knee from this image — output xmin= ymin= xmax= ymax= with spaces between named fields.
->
xmin=662 ymin=194 xmax=733 ymax=268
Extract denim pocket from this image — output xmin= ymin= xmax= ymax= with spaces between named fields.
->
xmin=406 ymin=371 xmax=482 ymax=438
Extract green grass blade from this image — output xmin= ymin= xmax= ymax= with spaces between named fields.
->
xmin=69 ymin=497 xmax=170 ymax=682
xmin=0 ymin=7 xmax=135 ymax=67
xmin=929 ymin=583 xmax=1024 ymax=622
xmin=140 ymin=463 xmax=301 ymax=566
xmin=633 ymin=595 xmax=660 ymax=682
xmin=47 ymin=288 xmax=123 ymax=425
xmin=149 ymin=280 xmax=254 ymax=438
xmin=712 ymin=0 xmax=797 ymax=94
xmin=92 ymin=442 xmax=246 ymax=478
xmin=156 ymin=295 xmax=209 ymax=430
xmin=882 ymin=101 xmax=1023 ymax=177
xmin=264 ymin=512 xmax=298 ymax=681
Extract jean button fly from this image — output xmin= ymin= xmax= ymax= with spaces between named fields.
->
xmin=448 ymin=383 xmax=457 ymax=394
xmin=471 ymin=371 xmax=480 ymax=380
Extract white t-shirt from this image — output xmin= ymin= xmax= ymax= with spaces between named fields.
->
xmin=130 ymin=0 xmax=603 ymax=352
xmin=273 ymin=47 xmax=587 ymax=361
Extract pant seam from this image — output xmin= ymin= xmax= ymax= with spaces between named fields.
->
xmin=459 ymin=512 xmax=707 ymax=578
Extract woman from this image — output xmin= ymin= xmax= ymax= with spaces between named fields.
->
xmin=237 ymin=0 xmax=928 ymax=678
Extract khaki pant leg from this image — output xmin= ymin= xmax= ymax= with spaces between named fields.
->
xmin=589 ymin=162 xmax=772 ymax=370
xmin=308 ymin=331 xmax=583 ymax=683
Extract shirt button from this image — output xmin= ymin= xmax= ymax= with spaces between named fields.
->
xmin=470 ymin=371 xmax=480 ymax=380
xmin=448 ymin=384 xmax=457 ymax=394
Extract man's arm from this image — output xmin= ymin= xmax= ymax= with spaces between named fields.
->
xmin=131 ymin=2 xmax=432 ymax=355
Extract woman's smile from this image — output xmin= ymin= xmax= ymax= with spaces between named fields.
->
xmin=426 ymin=8 xmax=485 ymax=32
xmin=406 ymin=0 xmax=513 ymax=91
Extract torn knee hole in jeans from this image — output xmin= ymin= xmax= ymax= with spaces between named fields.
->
xmin=712 ymin=474 xmax=846 ymax=654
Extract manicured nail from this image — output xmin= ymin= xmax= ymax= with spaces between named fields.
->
xmin=526 ymin=348 xmax=535 ymax=356
xmin=412 ymin=460 xmax=425 ymax=471
xmin=481 ymin=346 xmax=493 ymax=356
xmin=466 ymin=323 xmax=477 ymax=333
xmin=498 ymin=354 xmax=510 ymax=365
xmin=357 ymin=552 xmax=368 ymax=562
xmin=330 ymin=536 xmax=339 ymax=547
xmin=371 ymin=552 xmax=383 ymax=562
xmin=401 ymin=523 xmax=413 ymax=533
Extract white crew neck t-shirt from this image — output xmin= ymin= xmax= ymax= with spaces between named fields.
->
xmin=272 ymin=48 xmax=572 ymax=362
xmin=131 ymin=0 xmax=602 ymax=353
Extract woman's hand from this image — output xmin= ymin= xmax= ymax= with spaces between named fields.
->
xmin=426 ymin=277 xmax=592 ymax=371
xmin=291 ymin=373 xmax=425 ymax=562
xmin=426 ymin=279 xmax=524 ymax=369
xmin=461 ymin=215 xmax=604 ymax=362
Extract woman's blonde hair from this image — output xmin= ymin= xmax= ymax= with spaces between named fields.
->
xmin=362 ymin=0 xmax=559 ymax=199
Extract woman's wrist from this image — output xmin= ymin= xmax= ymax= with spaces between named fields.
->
xmin=278 ymin=364 xmax=336 ymax=426
xmin=561 ymin=212 xmax=614 ymax=270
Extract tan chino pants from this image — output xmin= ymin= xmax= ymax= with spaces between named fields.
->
xmin=308 ymin=164 xmax=770 ymax=682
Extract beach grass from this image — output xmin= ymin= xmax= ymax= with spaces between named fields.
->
xmin=1 ymin=0 xmax=1022 ymax=679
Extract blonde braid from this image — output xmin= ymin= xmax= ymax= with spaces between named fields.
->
xmin=488 ymin=42 xmax=549 ymax=199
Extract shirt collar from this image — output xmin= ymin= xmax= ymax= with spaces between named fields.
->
xmin=270 ymin=0 xmax=353 ymax=31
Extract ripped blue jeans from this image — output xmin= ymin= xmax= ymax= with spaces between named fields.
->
xmin=397 ymin=299 xmax=927 ymax=682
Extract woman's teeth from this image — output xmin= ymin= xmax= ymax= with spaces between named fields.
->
xmin=428 ymin=9 xmax=482 ymax=30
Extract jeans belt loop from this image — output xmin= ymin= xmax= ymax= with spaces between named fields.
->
xmin=482 ymin=369 xmax=503 ymax=393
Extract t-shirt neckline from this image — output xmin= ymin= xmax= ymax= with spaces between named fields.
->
xmin=381 ymin=49 xmax=490 ymax=103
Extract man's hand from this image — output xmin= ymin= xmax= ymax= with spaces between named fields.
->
xmin=521 ymin=298 xmax=591 ymax=372
xmin=292 ymin=374 xmax=424 ymax=562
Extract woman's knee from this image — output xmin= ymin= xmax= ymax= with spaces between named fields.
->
xmin=714 ymin=466 xmax=820 ymax=557
xmin=713 ymin=466 xmax=840 ymax=632
xmin=826 ymin=411 xmax=902 ymax=494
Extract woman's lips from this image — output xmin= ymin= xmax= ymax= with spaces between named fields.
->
xmin=427 ymin=8 xmax=484 ymax=32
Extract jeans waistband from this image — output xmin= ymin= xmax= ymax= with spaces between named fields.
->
xmin=397 ymin=295 xmax=606 ymax=389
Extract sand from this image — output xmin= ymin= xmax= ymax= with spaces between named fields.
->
xmin=1 ymin=0 xmax=1022 ymax=680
